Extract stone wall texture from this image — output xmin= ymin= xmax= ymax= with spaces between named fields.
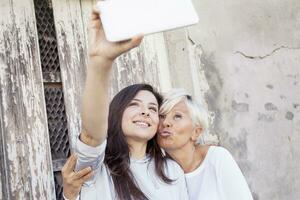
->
xmin=187 ymin=0 xmax=300 ymax=199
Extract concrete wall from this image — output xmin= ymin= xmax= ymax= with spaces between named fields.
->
xmin=186 ymin=0 xmax=300 ymax=199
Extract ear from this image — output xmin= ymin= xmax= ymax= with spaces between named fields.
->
xmin=191 ymin=127 xmax=203 ymax=142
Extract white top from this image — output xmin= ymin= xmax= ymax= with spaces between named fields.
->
xmin=74 ymin=138 xmax=189 ymax=200
xmin=185 ymin=146 xmax=253 ymax=200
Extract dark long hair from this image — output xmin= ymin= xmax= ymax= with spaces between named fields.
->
xmin=104 ymin=84 xmax=172 ymax=200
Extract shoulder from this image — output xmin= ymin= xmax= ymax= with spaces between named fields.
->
xmin=209 ymin=146 xmax=232 ymax=157
xmin=164 ymin=158 xmax=185 ymax=177
xmin=205 ymin=146 xmax=236 ymax=166
xmin=165 ymin=158 xmax=183 ymax=171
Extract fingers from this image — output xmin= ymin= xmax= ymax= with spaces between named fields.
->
xmin=81 ymin=170 xmax=94 ymax=183
xmin=62 ymin=155 xmax=94 ymax=187
xmin=89 ymin=6 xmax=102 ymax=29
xmin=119 ymin=34 xmax=144 ymax=52
xmin=131 ymin=34 xmax=144 ymax=46
xmin=62 ymin=154 xmax=77 ymax=175
xmin=74 ymin=166 xmax=92 ymax=180
xmin=91 ymin=6 xmax=100 ymax=20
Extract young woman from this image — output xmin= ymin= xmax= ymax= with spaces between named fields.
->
xmin=61 ymin=9 xmax=188 ymax=200
xmin=157 ymin=89 xmax=253 ymax=200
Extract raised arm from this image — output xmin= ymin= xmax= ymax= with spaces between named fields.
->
xmin=80 ymin=8 xmax=143 ymax=147
xmin=62 ymin=8 xmax=143 ymax=200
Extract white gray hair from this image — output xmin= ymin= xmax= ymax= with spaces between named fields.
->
xmin=160 ymin=89 xmax=209 ymax=143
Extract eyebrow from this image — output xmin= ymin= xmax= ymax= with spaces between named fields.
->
xmin=132 ymin=98 xmax=158 ymax=106
xmin=173 ymin=108 xmax=189 ymax=114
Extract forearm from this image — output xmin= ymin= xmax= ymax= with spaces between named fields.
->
xmin=81 ymin=57 xmax=113 ymax=146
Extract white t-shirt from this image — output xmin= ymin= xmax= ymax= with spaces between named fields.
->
xmin=185 ymin=146 xmax=253 ymax=200
xmin=74 ymin=138 xmax=189 ymax=200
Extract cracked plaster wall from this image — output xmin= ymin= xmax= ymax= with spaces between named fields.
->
xmin=174 ymin=0 xmax=300 ymax=199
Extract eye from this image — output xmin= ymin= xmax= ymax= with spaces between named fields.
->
xmin=159 ymin=114 xmax=166 ymax=119
xmin=149 ymin=106 xmax=158 ymax=112
xmin=128 ymin=102 xmax=138 ymax=107
xmin=174 ymin=114 xmax=182 ymax=120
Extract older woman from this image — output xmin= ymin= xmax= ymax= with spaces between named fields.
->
xmin=157 ymin=89 xmax=253 ymax=200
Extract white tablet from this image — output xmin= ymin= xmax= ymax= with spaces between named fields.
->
xmin=97 ymin=0 xmax=199 ymax=42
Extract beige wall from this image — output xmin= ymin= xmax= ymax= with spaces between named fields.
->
xmin=185 ymin=0 xmax=300 ymax=199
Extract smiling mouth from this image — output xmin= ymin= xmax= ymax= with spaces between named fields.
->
xmin=133 ymin=120 xmax=151 ymax=128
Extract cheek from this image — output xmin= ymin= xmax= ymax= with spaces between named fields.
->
xmin=150 ymin=119 xmax=159 ymax=136
xmin=158 ymin=133 xmax=189 ymax=148
xmin=175 ymin=122 xmax=194 ymax=140
xmin=121 ymin=109 xmax=133 ymax=135
xmin=160 ymin=127 xmax=194 ymax=149
xmin=173 ymin=133 xmax=191 ymax=146
xmin=152 ymin=115 xmax=159 ymax=127
xmin=121 ymin=116 xmax=129 ymax=136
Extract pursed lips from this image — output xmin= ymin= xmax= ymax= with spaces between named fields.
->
xmin=159 ymin=130 xmax=172 ymax=137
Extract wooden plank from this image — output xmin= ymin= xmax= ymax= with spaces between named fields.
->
xmin=113 ymin=35 xmax=162 ymax=94
xmin=163 ymin=29 xmax=196 ymax=95
xmin=147 ymin=33 xmax=173 ymax=93
xmin=52 ymin=0 xmax=167 ymax=149
xmin=0 ymin=0 xmax=55 ymax=199
xmin=51 ymin=0 xmax=92 ymax=148
xmin=186 ymin=32 xmax=219 ymax=145
xmin=0 ymin=104 xmax=6 ymax=200
xmin=0 ymin=172 xmax=1 ymax=200
xmin=79 ymin=1 xmax=165 ymax=97
xmin=80 ymin=0 xmax=96 ymax=46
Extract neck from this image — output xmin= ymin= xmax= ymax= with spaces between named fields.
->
xmin=127 ymin=138 xmax=148 ymax=159
xmin=167 ymin=143 xmax=204 ymax=173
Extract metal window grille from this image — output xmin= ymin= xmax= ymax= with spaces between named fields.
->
xmin=33 ymin=0 xmax=70 ymax=199
xmin=34 ymin=0 xmax=61 ymax=83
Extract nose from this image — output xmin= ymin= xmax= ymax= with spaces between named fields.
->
xmin=141 ymin=111 xmax=150 ymax=116
xmin=161 ymin=115 xmax=171 ymax=127
xmin=140 ymin=106 xmax=150 ymax=117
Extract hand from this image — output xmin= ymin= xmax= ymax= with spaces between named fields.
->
xmin=88 ymin=7 xmax=143 ymax=62
xmin=62 ymin=154 xmax=93 ymax=200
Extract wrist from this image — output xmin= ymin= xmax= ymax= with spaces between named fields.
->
xmin=63 ymin=191 xmax=79 ymax=200
xmin=88 ymin=56 xmax=114 ymax=73
xmin=89 ymin=54 xmax=114 ymax=65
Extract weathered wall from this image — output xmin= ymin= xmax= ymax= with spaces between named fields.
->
xmin=184 ymin=0 xmax=300 ymax=199
xmin=0 ymin=0 xmax=55 ymax=199
xmin=1 ymin=0 xmax=299 ymax=199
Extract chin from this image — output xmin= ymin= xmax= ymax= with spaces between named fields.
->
xmin=157 ymin=138 xmax=171 ymax=149
xmin=135 ymin=131 xmax=156 ymax=141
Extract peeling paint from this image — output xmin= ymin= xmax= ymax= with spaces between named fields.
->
xmin=198 ymin=49 xmax=223 ymax=143
xmin=228 ymin=129 xmax=249 ymax=159
xmin=1 ymin=0 xmax=298 ymax=200
xmin=293 ymin=104 xmax=299 ymax=109
xmin=258 ymin=113 xmax=275 ymax=122
xmin=51 ymin=0 xmax=91 ymax=154
xmin=265 ymin=102 xmax=278 ymax=111
xmin=232 ymin=100 xmax=249 ymax=112
xmin=285 ymin=111 xmax=294 ymax=120
xmin=252 ymin=192 xmax=259 ymax=200
xmin=280 ymin=95 xmax=287 ymax=100
xmin=185 ymin=32 xmax=218 ymax=144
xmin=0 ymin=0 xmax=55 ymax=199
xmin=188 ymin=0 xmax=300 ymax=199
